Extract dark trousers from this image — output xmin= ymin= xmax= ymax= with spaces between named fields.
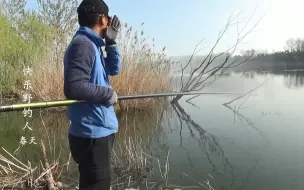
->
xmin=68 ymin=134 xmax=115 ymax=190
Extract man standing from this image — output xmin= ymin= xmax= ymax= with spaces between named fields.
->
xmin=63 ymin=0 xmax=122 ymax=189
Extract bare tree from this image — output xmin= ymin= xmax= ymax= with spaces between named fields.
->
xmin=37 ymin=0 xmax=78 ymax=69
xmin=284 ymin=38 xmax=304 ymax=52
xmin=2 ymin=0 xmax=26 ymax=20
xmin=37 ymin=0 xmax=78 ymax=35
xmin=172 ymin=9 xmax=263 ymax=103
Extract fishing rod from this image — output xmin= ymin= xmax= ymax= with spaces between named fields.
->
xmin=0 ymin=91 xmax=241 ymax=112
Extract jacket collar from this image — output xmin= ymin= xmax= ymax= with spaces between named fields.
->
xmin=74 ymin=26 xmax=105 ymax=47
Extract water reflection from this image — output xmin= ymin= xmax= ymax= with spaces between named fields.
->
xmin=281 ymin=71 xmax=304 ymax=88
xmin=238 ymin=158 xmax=260 ymax=190
xmin=241 ymin=71 xmax=304 ymax=88
xmin=171 ymin=102 xmax=235 ymax=188
xmin=171 ymin=100 xmax=267 ymax=190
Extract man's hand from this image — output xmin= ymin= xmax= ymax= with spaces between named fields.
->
xmin=107 ymin=91 xmax=118 ymax=105
xmin=105 ymin=15 xmax=121 ymax=45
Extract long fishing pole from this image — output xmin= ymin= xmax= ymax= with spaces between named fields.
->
xmin=0 ymin=91 xmax=241 ymax=112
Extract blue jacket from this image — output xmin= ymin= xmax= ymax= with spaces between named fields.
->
xmin=63 ymin=26 xmax=121 ymax=138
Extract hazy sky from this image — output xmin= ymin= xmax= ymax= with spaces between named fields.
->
xmin=26 ymin=0 xmax=304 ymax=56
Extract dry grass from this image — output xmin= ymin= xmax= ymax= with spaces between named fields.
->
xmin=31 ymin=62 xmax=64 ymax=102
xmin=0 ymin=147 xmax=36 ymax=188
xmin=0 ymin=142 xmax=67 ymax=189
xmin=110 ymin=104 xmax=169 ymax=189
xmin=110 ymin=105 xmax=166 ymax=189
xmin=29 ymin=23 xmax=175 ymax=110
xmin=0 ymin=111 xmax=71 ymax=189
xmin=111 ymin=137 xmax=153 ymax=189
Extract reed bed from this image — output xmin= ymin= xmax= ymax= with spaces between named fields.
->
xmin=29 ymin=23 xmax=175 ymax=111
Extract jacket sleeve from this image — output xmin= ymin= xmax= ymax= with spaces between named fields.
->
xmin=64 ymin=39 xmax=114 ymax=104
xmin=104 ymin=44 xmax=122 ymax=76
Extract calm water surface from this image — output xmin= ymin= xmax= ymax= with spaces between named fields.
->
xmin=0 ymin=71 xmax=303 ymax=190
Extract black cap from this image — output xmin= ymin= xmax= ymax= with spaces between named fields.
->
xmin=77 ymin=0 xmax=109 ymax=16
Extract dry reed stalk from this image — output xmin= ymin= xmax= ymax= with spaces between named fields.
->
xmin=31 ymin=61 xmax=65 ymax=102
xmin=0 ymin=142 xmax=69 ymax=189
xmin=111 ymin=135 xmax=153 ymax=189
xmin=0 ymin=116 xmax=70 ymax=189
xmin=182 ymin=173 xmax=215 ymax=190
xmin=0 ymin=147 xmax=35 ymax=188
xmin=40 ymin=140 xmax=56 ymax=189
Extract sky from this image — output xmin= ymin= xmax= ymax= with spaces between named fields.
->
xmin=25 ymin=0 xmax=304 ymax=56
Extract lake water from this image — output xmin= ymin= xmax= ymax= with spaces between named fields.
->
xmin=0 ymin=71 xmax=303 ymax=190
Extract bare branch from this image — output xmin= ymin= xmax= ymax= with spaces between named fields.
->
xmin=223 ymin=98 xmax=270 ymax=146
xmin=180 ymin=39 xmax=205 ymax=91
xmin=223 ymin=81 xmax=267 ymax=106
xmin=185 ymin=95 xmax=201 ymax=108
xmin=2 ymin=0 xmax=26 ymax=19
xmin=172 ymin=8 xmax=263 ymax=103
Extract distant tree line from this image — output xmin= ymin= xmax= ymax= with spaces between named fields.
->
xmin=233 ymin=38 xmax=304 ymax=72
